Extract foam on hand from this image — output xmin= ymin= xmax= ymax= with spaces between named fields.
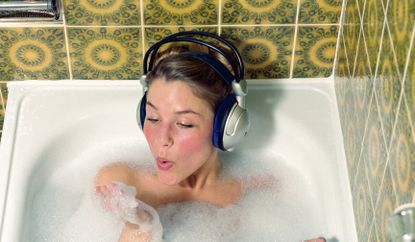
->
xmin=96 ymin=181 xmax=163 ymax=241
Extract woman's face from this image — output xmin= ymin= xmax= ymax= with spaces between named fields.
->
xmin=143 ymin=79 xmax=217 ymax=185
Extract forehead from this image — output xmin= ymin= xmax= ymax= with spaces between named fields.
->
xmin=146 ymin=79 xmax=211 ymax=111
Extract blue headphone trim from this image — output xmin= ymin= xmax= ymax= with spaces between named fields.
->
xmin=213 ymin=95 xmax=237 ymax=150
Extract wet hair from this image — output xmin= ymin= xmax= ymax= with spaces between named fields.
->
xmin=145 ymin=44 xmax=235 ymax=112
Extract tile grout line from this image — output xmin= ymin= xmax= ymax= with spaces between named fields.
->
xmin=218 ymin=0 xmax=222 ymax=35
xmin=140 ymin=0 xmax=146 ymax=57
xmin=58 ymin=23 xmax=340 ymax=29
xmin=62 ymin=5 xmax=73 ymax=80
xmin=289 ymin=0 xmax=302 ymax=78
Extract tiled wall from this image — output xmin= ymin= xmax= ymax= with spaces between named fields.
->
xmin=335 ymin=0 xmax=415 ymax=240
xmin=0 ymin=0 xmax=343 ymax=137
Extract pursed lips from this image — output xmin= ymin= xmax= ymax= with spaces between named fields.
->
xmin=156 ymin=157 xmax=174 ymax=170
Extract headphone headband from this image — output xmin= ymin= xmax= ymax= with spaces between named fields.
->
xmin=143 ymin=31 xmax=244 ymax=82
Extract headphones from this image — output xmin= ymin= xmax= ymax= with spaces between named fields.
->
xmin=137 ymin=31 xmax=249 ymax=151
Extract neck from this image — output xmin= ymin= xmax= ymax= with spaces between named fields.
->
xmin=179 ymin=150 xmax=222 ymax=191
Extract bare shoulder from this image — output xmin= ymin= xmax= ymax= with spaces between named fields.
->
xmin=95 ymin=162 xmax=147 ymax=186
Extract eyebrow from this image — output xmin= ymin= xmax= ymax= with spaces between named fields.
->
xmin=147 ymin=101 xmax=203 ymax=116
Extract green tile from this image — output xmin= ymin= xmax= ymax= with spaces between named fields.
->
xmin=222 ymin=0 xmax=297 ymax=24
xmin=0 ymin=83 xmax=7 ymax=109
xmin=351 ymin=31 xmax=373 ymax=137
xmin=375 ymin=27 xmax=402 ymax=148
xmin=64 ymin=0 xmax=141 ymax=26
xmin=335 ymin=32 xmax=352 ymax=78
xmin=387 ymin=0 xmax=415 ymax=75
xmin=143 ymin=0 xmax=218 ymax=25
xmin=221 ymin=26 xmax=294 ymax=79
xmin=144 ymin=27 xmax=218 ymax=51
xmin=362 ymin=97 xmax=388 ymax=209
xmin=374 ymin=163 xmax=397 ymax=241
xmin=388 ymin=99 xmax=415 ymax=205
xmin=405 ymin=31 xmax=415 ymax=126
xmin=352 ymin=159 xmax=374 ymax=242
xmin=299 ymin=0 xmax=342 ymax=24
xmin=68 ymin=27 xmax=142 ymax=80
xmin=362 ymin=0 xmax=385 ymax=75
xmin=293 ymin=25 xmax=338 ymax=78
xmin=343 ymin=0 xmax=360 ymax=76
xmin=0 ymin=28 xmax=69 ymax=81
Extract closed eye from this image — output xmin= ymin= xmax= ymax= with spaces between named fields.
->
xmin=146 ymin=117 xmax=159 ymax=123
xmin=177 ymin=123 xmax=194 ymax=128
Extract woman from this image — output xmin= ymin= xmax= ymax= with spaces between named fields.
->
xmin=95 ymin=32 xmax=249 ymax=241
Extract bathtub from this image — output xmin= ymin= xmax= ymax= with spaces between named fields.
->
xmin=0 ymin=79 xmax=357 ymax=241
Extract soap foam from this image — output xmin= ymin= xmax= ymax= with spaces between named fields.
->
xmin=29 ymin=140 xmax=323 ymax=242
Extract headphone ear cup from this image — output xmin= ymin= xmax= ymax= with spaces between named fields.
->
xmin=213 ymin=95 xmax=238 ymax=150
xmin=137 ymin=92 xmax=147 ymax=130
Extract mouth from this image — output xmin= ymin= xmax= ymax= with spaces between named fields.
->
xmin=156 ymin=157 xmax=174 ymax=171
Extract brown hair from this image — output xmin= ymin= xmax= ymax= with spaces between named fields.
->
xmin=145 ymin=43 xmax=235 ymax=112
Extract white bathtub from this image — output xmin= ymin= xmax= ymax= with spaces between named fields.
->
xmin=0 ymin=79 xmax=357 ymax=242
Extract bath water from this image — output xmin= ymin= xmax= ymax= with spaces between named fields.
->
xmin=28 ymin=139 xmax=323 ymax=242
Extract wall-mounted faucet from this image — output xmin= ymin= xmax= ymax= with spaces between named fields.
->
xmin=0 ymin=0 xmax=61 ymax=22
xmin=389 ymin=202 xmax=415 ymax=242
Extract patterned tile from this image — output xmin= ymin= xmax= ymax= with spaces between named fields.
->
xmin=405 ymin=31 xmax=415 ymax=126
xmin=352 ymin=158 xmax=374 ymax=242
xmin=222 ymin=0 xmax=297 ymax=24
xmin=362 ymin=96 xmax=388 ymax=208
xmin=361 ymin=0 xmax=385 ymax=75
xmin=0 ymin=85 xmax=5 ymax=131
xmin=293 ymin=25 xmax=338 ymax=78
xmin=67 ymin=27 xmax=142 ymax=80
xmin=388 ymin=100 xmax=415 ymax=205
xmin=374 ymin=27 xmax=402 ymax=148
xmin=143 ymin=0 xmax=218 ymax=25
xmin=0 ymin=83 xmax=8 ymax=109
xmin=351 ymin=31 xmax=373 ymax=143
xmin=64 ymin=0 xmax=141 ymax=26
xmin=299 ymin=0 xmax=342 ymax=24
xmin=144 ymin=27 xmax=218 ymax=51
xmin=374 ymin=165 xmax=397 ymax=242
xmin=0 ymin=28 xmax=69 ymax=81
xmin=387 ymin=0 xmax=415 ymax=75
xmin=335 ymin=32 xmax=351 ymax=78
xmin=343 ymin=0 xmax=360 ymax=77
xmin=221 ymin=26 xmax=294 ymax=79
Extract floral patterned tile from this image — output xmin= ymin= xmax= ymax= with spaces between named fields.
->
xmin=293 ymin=25 xmax=338 ymax=78
xmin=221 ymin=26 xmax=294 ymax=79
xmin=144 ymin=27 xmax=218 ymax=51
xmin=362 ymin=0 xmax=385 ymax=75
xmin=0 ymin=28 xmax=69 ymax=81
xmin=299 ymin=0 xmax=342 ymax=24
xmin=350 ymin=31 xmax=373 ymax=142
xmin=352 ymin=158 xmax=374 ymax=242
xmin=374 ymin=159 xmax=397 ymax=241
xmin=405 ymin=32 xmax=415 ymax=127
xmin=362 ymin=94 xmax=388 ymax=209
xmin=343 ymin=0 xmax=361 ymax=76
xmin=374 ymin=26 xmax=402 ymax=148
xmin=64 ymin=0 xmax=141 ymax=26
xmin=222 ymin=0 xmax=297 ymax=24
xmin=387 ymin=0 xmax=415 ymax=76
xmin=143 ymin=0 xmax=218 ymax=25
xmin=388 ymin=99 xmax=415 ymax=205
xmin=67 ymin=27 xmax=142 ymax=80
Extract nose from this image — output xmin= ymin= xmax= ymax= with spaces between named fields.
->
xmin=157 ymin=123 xmax=173 ymax=148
